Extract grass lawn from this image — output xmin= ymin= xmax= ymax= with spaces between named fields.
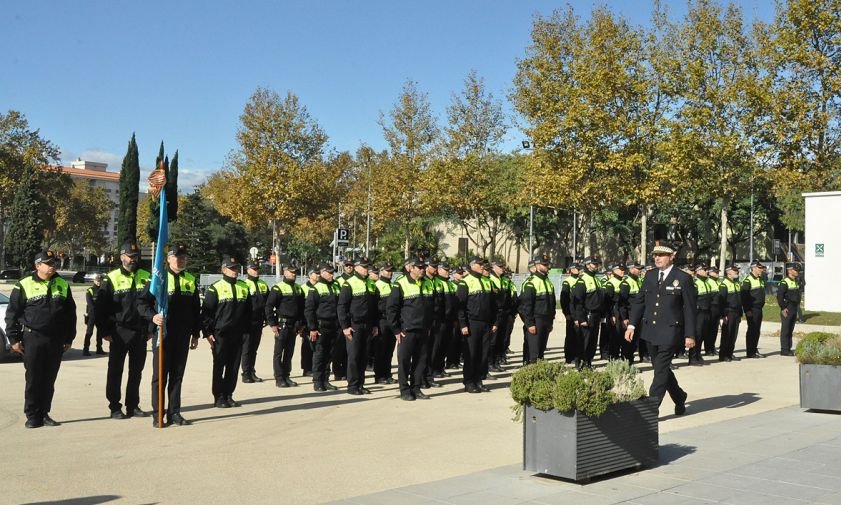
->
xmin=762 ymin=303 xmax=841 ymax=325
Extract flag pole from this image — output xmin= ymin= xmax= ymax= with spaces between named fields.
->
xmin=148 ymin=160 xmax=169 ymax=430
xmin=158 ymin=324 xmax=164 ymax=429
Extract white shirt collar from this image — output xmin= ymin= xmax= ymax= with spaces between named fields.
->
xmin=658 ymin=264 xmax=674 ymax=279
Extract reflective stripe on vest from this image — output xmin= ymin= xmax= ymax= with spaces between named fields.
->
xmin=461 ymin=274 xmax=491 ymax=295
xmin=607 ymin=276 xmax=622 ymax=292
xmin=107 ymin=269 xmax=150 ymax=295
xmin=578 ymin=273 xmax=598 ymax=293
xmin=213 ymin=279 xmax=249 ymax=302
xmin=346 ymin=275 xmax=375 ymax=297
xmin=623 ymin=277 xmax=639 ymax=294
xmin=301 ymin=283 xmax=313 ymax=296
xmin=781 ymin=277 xmax=800 ymax=290
xmin=314 ymin=281 xmax=340 ymax=296
xmin=524 ymin=274 xmax=554 ymax=295
xmin=563 ymin=276 xmax=576 ymax=288
xmin=745 ymin=275 xmax=764 ymax=290
xmin=694 ymin=278 xmax=709 ymax=295
xmin=723 ymin=278 xmax=739 ymax=294
xmin=168 ymin=271 xmax=197 ymax=295
xmin=272 ymin=280 xmax=302 ymax=296
xmin=705 ymin=278 xmax=720 ymax=293
xmin=245 ymin=278 xmax=269 ymax=296
xmin=396 ymin=275 xmax=434 ymax=299
xmin=19 ymin=276 xmax=69 ymax=302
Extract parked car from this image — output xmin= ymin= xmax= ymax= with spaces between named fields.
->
xmin=0 ymin=269 xmax=21 ymax=280
xmin=0 ymin=292 xmax=21 ymax=361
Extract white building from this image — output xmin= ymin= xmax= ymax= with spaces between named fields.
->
xmin=61 ymin=160 xmax=120 ymax=243
xmin=802 ymin=191 xmax=841 ymax=312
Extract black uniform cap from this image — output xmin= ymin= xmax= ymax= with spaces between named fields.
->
xmin=168 ymin=243 xmax=188 ymax=257
xmin=532 ymin=254 xmax=550 ymax=266
xmin=354 ymin=256 xmax=372 ymax=267
xmin=34 ymin=250 xmax=57 ymax=264
xmin=583 ymin=255 xmax=601 ymax=265
xmin=320 ymin=263 xmax=336 ymax=273
xmin=283 ymin=264 xmax=299 ymax=273
xmin=120 ymin=241 xmax=140 ymax=257
xmin=222 ymin=256 xmax=240 ymax=269
xmin=725 ymin=264 xmax=740 ymax=273
xmin=749 ymin=260 xmax=766 ymax=269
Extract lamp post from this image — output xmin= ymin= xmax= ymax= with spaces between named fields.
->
xmin=523 ymin=141 xmax=535 ymax=259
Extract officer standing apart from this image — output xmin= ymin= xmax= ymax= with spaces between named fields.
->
xmin=777 ymin=264 xmax=802 ymax=356
xmin=83 ymin=273 xmax=105 ymax=356
xmin=5 ymin=251 xmax=76 ymax=428
xmin=241 ymin=261 xmax=269 ymax=383
xmin=457 ymin=257 xmax=499 ymax=393
xmin=97 ymin=242 xmax=152 ymax=420
xmin=741 ymin=261 xmax=766 ymax=358
xmin=305 ymin=263 xmax=341 ymax=392
xmin=719 ymin=264 xmax=743 ymax=362
xmin=201 ymin=256 xmax=251 ymax=408
xmin=337 ymin=257 xmax=379 ymax=395
xmin=266 ymin=264 xmax=305 ymax=387
xmin=626 ymin=244 xmax=696 ymax=415
xmin=387 ymin=256 xmax=434 ymax=401
xmin=138 ymin=244 xmax=201 ymax=426
xmin=517 ymin=254 xmax=555 ymax=364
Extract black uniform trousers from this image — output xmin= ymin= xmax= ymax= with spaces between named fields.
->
xmin=313 ymin=320 xmax=338 ymax=385
xmin=397 ymin=330 xmax=427 ymax=394
xmin=211 ymin=331 xmax=243 ymax=401
xmin=430 ymin=319 xmax=452 ymax=375
xmin=647 ymin=341 xmax=686 ymax=407
xmin=623 ymin=326 xmax=641 ymax=362
xmin=151 ymin=332 xmax=190 ymax=416
xmin=491 ymin=316 xmax=507 ymax=364
xmin=577 ymin=314 xmax=599 ymax=364
xmin=563 ymin=318 xmax=577 ymax=363
xmin=691 ymin=310 xmax=710 ymax=362
xmin=524 ymin=317 xmax=553 ymax=364
xmin=637 ymin=328 xmax=649 ymax=359
xmin=331 ymin=326 xmax=348 ymax=380
xmin=240 ymin=325 xmax=262 ymax=378
xmin=462 ymin=320 xmax=492 ymax=386
xmin=422 ymin=319 xmax=442 ymax=383
xmin=745 ymin=308 xmax=763 ymax=355
xmin=22 ymin=331 xmax=64 ymax=421
xmin=273 ymin=320 xmax=299 ymax=380
xmin=609 ymin=311 xmax=623 ymax=360
xmin=720 ymin=310 xmax=741 ymax=359
xmin=346 ymin=323 xmax=371 ymax=391
xmin=780 ymin=308 xmax=797 ymax=353
xmin=706 ymin=306 xmax=721 ymax=353
xmin=83 ymin=315 xmax=103 ymax=352
xmin=503 ymin=314 xmax=515 ymax=351
xmin=598 ymin=319 xmax=611 ymax=358
xmin=106 ymin=331 xmax=147 ymax=413
xmin=300 ymin=334 xmax=313 ymax=374
xmin=445 ymin=320 xmax=462 ymax=368
xmin=374 ymin=319 xmax=396 ymax=380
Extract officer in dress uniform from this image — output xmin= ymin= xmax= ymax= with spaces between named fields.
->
xmin=138 ymin=244 xmax=201 ymax=427
xmin=5 ymin=250 xmax=76 ymax=428
xmin=373 ymin=263 xmax=397 ymax=384
xmin=83 ymin=273 xmax=105 ymax=356
xmin=265 ymin=264 xmax=305 ymax=387
xmin=241 ymin=261 xmax=269 ymax=383
xmin=201 ymin=256 xmax=251 ymax=408
xmin=97 ymin=241 xmax=152 ymax=420
xmin=741 ymin=261 xmax=767 ymax=358
xmin=777 ymin=264 xmax=802 ymax=356
xmin=299 ymin=266 xmax=320 ymax=376
xmin=719 ymin=264 xmax=743 ymax=362
xmin=626 ymin=244 xmax=696 ymax=415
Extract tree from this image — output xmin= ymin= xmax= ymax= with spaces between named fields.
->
xmin=117 ymin=133 xmax=140 ymax=246
xmin=53 ymin=180 xmax=114 ymax=261
xmin=147 ymin=141 xmax=179 ymax=243
xmin=5 ymin=166 xmax=43 ymax=269
xmin=0 ymin=110 xmax=60 ymax=268
xmin=168 ymin=191 xmax=248 ymax=272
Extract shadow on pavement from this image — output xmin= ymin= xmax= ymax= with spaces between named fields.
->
xmin=22 ymin=496 xmax=123 ymax=505
xmin=660 ymin=392 xmax=761 ymax=420
xmin=658 ymin=443 xmax=697 ymax=464
xmin=190 ymin=395 xmax=379 ymax=423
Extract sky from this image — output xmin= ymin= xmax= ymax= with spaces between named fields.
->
xmin=1 ymin=0 xmax=775 ymax=190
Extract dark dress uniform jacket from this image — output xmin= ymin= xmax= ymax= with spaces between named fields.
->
xmin=629 ymin=267 xmax=697 ymax=347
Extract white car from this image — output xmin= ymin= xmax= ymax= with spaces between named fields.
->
xmin=0 ymin=292 xmax=13 ymax=360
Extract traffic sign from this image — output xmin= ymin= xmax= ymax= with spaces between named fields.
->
xmin=249 ymin=247 xmax=258 ymax=259
xmin=336 ymin=228 xmax=349 ymax=246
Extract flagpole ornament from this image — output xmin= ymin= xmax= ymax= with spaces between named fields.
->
xmin=148 ymin=161 xmax=167 ymax=198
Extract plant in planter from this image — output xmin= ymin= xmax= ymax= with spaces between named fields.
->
xmin=796 ymin=331 xmax=841 ymax=412
xmin=511 ymin=360 xmax=658 ymax=482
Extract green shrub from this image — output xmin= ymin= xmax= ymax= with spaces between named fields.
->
xmin=604 ymin=359 xmax=647 ymax=402
xmin=796 ymin=332 xmax=841 ymax=365
xmin=510 ymin=361 xmax=565 ymax=420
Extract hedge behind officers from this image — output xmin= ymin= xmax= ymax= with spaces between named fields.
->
xmin=202 ymin=256 xmax=251 ymax=408
xmin=266 ymin=264 xmax=305 ymax=387
xmin=5 ymin=250 xmax=76 ymax=428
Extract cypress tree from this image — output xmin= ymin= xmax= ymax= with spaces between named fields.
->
xmin=117 ymin=133 xmax=140 ymax=246
xmin=5 ymin=166 xmax=43 ymax=269
xmin=147 ymin=142 xmax=179 ymax=242
xmin=167 ymin=150 xmax=179 ymax=221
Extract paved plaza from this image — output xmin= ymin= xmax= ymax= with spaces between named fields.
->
xmin=2 ymin=286 xmax=838 ymax=504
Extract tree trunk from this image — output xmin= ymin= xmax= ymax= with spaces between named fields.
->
xmin=640 ymin=206 xmax=647 ymax=264
xmin=719 ymin=203 xmax=728 ymax=272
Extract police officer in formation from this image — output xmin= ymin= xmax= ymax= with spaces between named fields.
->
xmin=741 ymin=261 xmax=766 ymax=359
xmin=456 ymin=257 xmax=499 ymax=393
xmin=489 ymin=261 xmax=515 ymax=371
xmin=422 ymin=258 xmax=445 ymax=388
xmin=690 ymin=264 xmax=712 ymax=366
xmin=431 ymin=262 xmax=457 ymax=379
xmin=559 ymin=262 xmax=579 ymax=364
xmin=603 ymin=263 xmax=626 ymax=361
xmin=83 ymin=273 xmax=105 ymax=356
xmin=265 ymin=264 xmax=305 ymax=387
xmin=706 ymin=266 xmax=722 ymax=356
xmin=718 ymin=264 xmax=743 ymax=362
xmin=202 ymin=256 xmax=251 ymax=408
xmin=517 ymin=254 xmax=555 ymax=364
xmin=373 ymin=263 xmax=397 ymax=384
xmin=138 ymin=244 xmax=201 ymax=427
xmin=571 ymin=256 xmax=604 ymax=369
xmin=337 ymin=257 xmax=379 ymax=395
xmin=299 ymin=266 xmax=321 ymax=377
xmin=777 ymin=263 xmax=802 ymax=357
xmin=97 ymin=241 xmax=152 ymax=420
xmin=305 ymin=263 xmax=341 ymax=392
xmin=5 ymin=250 xmax=76 ymax=428
xmin=241 ymin=261 xmax=269 ymax=383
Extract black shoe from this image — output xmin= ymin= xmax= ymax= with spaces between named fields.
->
xmin=323 ymin=382 xmax=338 ymax=391
xmin=128 ymin=408 xmax=150 ymax=418
xmin=375 ymin=378 xmax=388 ymax=384
xmin=214 ymin=399 xmax=230 ymax=408
xmin=414 ymin=390 xmax=430 ymax=400
xmin=675 ymin=391 xmax=688 ymax=416
xmin=359 ymin=387 xmax=371 ymax=394
xmin=334 ymin=375 xmax=347 ymax=381
xmin=42 ymin=415 xmax=60 ymax=427
xmin=465 ymin=384 xmax=481 ymax=394
xmin=489 ymin=365 xmax=503 ymax=373
xmin=426 ymin=381 xmax=442 ymax=388
xmin=250 ymin=374 xmax=263 ymax=383
xmin=170 ymin=413 xmax=191 ymax=426
xmin=152 ymin=417 xmax=167 ymax=428
xmin=96 ymin=348 xmax=107 ymax=355
xmin=433 ymin=371 xmax=450 ymax=378
xmin=400 ymin=392 xmax=416 ymax=401
xmin=276 ymin=380 xmax=289 ymax=388
xmin=241 ymin=376 xmax=255 ymax=384
xmin=477 ymin=383 xmax=491 ymax=392
xmin=111 ymin=410 xmax=127 ymax=419
xmin=574 ymin=359 xmax=582 ymax=370
xmin=506 ymin=347 xmax=513 ymax=354
xmin=730 ymin=355 xmax=741 ymax=361
xmin=600 ymin=353 xmax=609 ymax=361
xmin=781 ymin=350 xmax=794 ymax=356
xmin=689 ymin=359 xmax=704 ymax=367
xmin=226 ymin=397 xmax=241 ymax=408
xmin=284 ymin=378 xmax=298 ymax=387
xmin=83 ymin=349 xmax=91 ymax=356
xmin=347 ymin=388 xmax=363 ymax=395
xmin=25 ymin=418 xmax=43 ymax=428
xmin=313 ymin=383 xmax=326 ymax=392
xmin=303 ymin=371 xmax=313 ymax=377
xmin=484 ymin=372 xmax=497 ymax=380
xmin=747 ymin=352 xmax=764 ymax=359
xmin=718 ymin=356 xmax=732 ymax=362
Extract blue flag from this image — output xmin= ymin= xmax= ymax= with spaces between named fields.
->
xmin=149 ymin=189 xmax=169 ymax=327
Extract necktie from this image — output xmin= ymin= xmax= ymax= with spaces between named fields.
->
xmin=658 ymin=271 xmax=664 ymax=286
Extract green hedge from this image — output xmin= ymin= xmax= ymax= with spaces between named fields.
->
xmin=795 ymin=332 xmax=841 ymax=365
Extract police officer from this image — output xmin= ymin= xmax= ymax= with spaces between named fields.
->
xmin=445 ymin=266 xmax=465 ymax=370
xmin=626 ymin=244 xmax=696 ymax=415
xmin=777 ymin=264 xmax=802 ymax=356
xmin=604 ymin=263 xmax=627 ymax=360
xmin=201 ymin=256 xmax=251 ymax=408
xmin=571 ymin=256 xmax=604 ymax=369
xmin=489 ymin=260 xmax=514 ymax=371
xmin=518 ymin=254 xmax=555 ymax=364
xmin=705 ymin=266 xmax=722 ymax=356
xmin=138 ymin=244 xmax=201 ymax=426
xmin=331 ymin=260 xmax=353 ymax=382
xmin=337 ymin=256 xmax=379 ymax=395
xmin=719 ymin=264 xmax=743 ymax=362
xmin=387 ymin=256 xmax=435 ymax=401
xmin=690 ymin=264 xmax=711 ymax=366
xmin=560 ymin=263 xmax=580 ymax=364
xmin=431 ymin=262 xmax=457 ymax=378
xmin=299 ymin=266 xmax=320 ymax=376
xmin=97 ymin=241 xmax=152 ymax=420
xmin=241 ymin=261 xmax=269 ymax=383
xmin=83 ymin=273 xmax=105 ymax=356
xmin=741 ymin=261 xmax=766 ymax=358
xmin=305 ymin=263 xmax=341 ymax=392
xmin=266 ymin=264 xmax=305 ymax=387
xmin=457 ymin=257 xmax=500 ymax=393
xmin=373 ymin=263 xmax=397 ymax=384
xmin=626 ymin=263 xmax=648 ymax=362
xmin=422 ymin=258 xmax=445 ymax=388
xmin=617 ymin=263 xmax=639 ymax=362
xmin=5 ymin=250 xmax=76 ymax=428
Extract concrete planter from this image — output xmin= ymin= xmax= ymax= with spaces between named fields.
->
xmin=523 ymin=397 xmax=659 ymax=482
xmin=799 ymin=364 xmax=841 ymax=412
